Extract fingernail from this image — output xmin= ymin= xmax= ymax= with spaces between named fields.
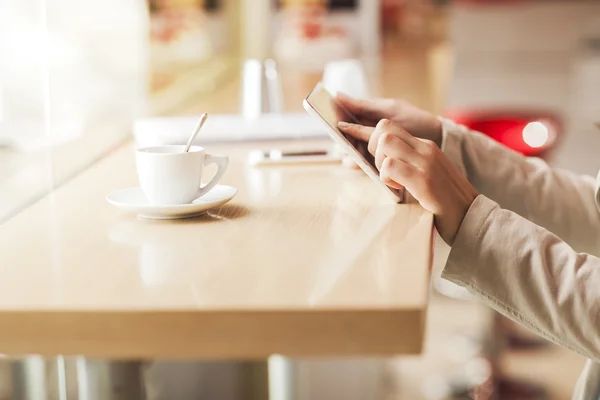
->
xmin=338 ymin=121 xmax=350 ymax=128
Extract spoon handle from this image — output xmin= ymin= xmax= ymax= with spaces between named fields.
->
xmin=184 ymin=113 xmax=208 ymax=152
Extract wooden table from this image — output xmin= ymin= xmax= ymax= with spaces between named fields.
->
xmin=0 ymin=138 xmax=433 ymax=356
xmin=0 ymin=137 xmax=433 ymax=398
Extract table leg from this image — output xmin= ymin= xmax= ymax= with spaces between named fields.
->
xmin=56 ymin=355 xmax=68 ymax=400
xmin=11 ymin=356 xmax=47 ymax=400
xmin=76 ymin=358 xmax=144 ymax=400
xmin=268 ymin=355 xmax=296 ymax=400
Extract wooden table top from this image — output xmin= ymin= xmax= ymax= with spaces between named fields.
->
xmin=0 ymin=139 xmax=434 ymax=359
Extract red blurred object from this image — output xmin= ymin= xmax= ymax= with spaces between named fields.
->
xmin=444 ymin=109 xmax=562 ymax=156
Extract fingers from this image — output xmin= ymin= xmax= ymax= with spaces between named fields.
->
xmin=374 ymin=132 xmax=421 ymax=170
xmin=373 ymin=124 xmax=439 ymax=192
xmin=380 ymin=157 xmax=412 ymax=190
xmin=339 ymin=119 xmax=426 ymax=165
xmin=368 ymin=119 xmax=419 ymax=156
xmin=337 ymin=121 xmax=374 ymax=142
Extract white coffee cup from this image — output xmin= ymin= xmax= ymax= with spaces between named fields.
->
xmin=136 ymin=145 xmax=228 ymax=205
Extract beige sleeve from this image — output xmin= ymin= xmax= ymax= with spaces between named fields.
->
xmin=442 ymin=195 xmax=600 ymax=363
xmin=439 ymin=118 xmax=600 ymax=255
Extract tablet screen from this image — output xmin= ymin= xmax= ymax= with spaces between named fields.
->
xmin=305 ymin=84 xmax=404 ymax=202
xmin=305 ymin=85 xmax=377 ymax=173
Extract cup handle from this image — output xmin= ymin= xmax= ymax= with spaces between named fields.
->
xmin=196 ymin=155 xmax=229 ymax=198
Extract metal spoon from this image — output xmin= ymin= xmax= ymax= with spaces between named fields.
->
xmin=184 ymin=113 xmax=208 ymax=152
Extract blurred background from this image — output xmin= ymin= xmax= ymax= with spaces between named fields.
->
xmin=1 ymin=0 xmax=600 ymax=399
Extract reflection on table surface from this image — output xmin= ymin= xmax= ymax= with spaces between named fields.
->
xmin=0 ymin=141 xmax=432 ymax=311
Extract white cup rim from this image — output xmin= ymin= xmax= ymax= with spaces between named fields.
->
xmin=137 ymin=144 xmax=205 ymax=155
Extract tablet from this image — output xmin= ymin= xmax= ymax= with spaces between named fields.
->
xmin=303 ymin=82 xmax=405 ymax=203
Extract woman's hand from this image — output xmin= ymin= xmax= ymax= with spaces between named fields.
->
xmin=338 ymin=119 xmax=478 ymax=245
xmin=336 ymin=93 xmax=443 ymax=147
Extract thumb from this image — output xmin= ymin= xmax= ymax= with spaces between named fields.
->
xmin=336 ymin=93 xmax=393 ymax=122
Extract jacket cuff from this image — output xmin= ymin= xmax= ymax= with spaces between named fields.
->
xmin=437 ymin=117 xmax=468 ymax=177
xmin=441 ymin=195 xmax=499 ymax=283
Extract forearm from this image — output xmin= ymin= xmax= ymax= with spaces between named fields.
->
xmin=443 ymin=195 xmax=600 ymax=362
xmin=439 ymin=118 xmax=600 ymax=254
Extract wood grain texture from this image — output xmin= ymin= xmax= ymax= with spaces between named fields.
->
xmin=0 ymin=140 xmax=433 ymax=358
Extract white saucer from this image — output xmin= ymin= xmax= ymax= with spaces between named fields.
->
xmin=106 ymin=184 xmax=237 ymax=220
